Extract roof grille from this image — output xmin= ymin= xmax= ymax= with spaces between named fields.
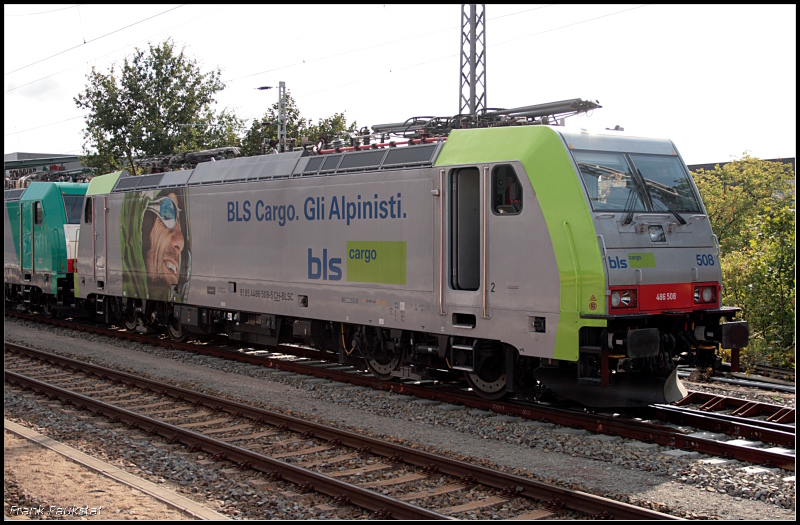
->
xmin=110 ymin=141 xmax=443 ymax=191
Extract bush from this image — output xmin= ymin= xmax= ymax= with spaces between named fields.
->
xmin=692 ymin=155 xmax=795 ymax=370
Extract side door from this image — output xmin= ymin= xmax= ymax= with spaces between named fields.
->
xmin=91 ymin=196 xmax=108 ymax=285
xmin=451 ymin=167 xmax=481 ymax=293
xmin=442 ymin=165 xmax=488 ymax=329
xmin=20 ymin=200 xmax=34 ymax=276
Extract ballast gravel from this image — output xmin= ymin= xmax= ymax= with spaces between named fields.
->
xmin=3 ymin=318 xmax=795 ymax=520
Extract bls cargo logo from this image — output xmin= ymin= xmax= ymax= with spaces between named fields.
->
xmin=608 ymin=256 xmax=628 ymax=269
xmin=308 ymin=241 xmax=407 ymax=285
xmin=608 ymin=253 xmax=656 ymax=269
xmin=307 ymin=249 xmax=342 ymax=281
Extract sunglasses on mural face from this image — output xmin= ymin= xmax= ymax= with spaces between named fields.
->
xmin=146 ymin=197 xmax=182 ymax=230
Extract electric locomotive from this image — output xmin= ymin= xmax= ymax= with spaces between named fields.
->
xmin=62 ymin=113 xmax=747 ymax=407
xmin=4 ymin=181 xmax=88 ymax=316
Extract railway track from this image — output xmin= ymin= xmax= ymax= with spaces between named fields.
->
xmin=5 ymin=342 xmax=676 ymax=520
xmin=7 ymin=311 xmax=795 ymax=472
xmin=753 ymin=365 xmax=795 ymax=383
xmin=677 ymin=367 xmax=796 ymax=394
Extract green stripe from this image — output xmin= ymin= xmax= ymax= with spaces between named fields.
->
xmin=436 ymin=127 xmax=606 ymax=360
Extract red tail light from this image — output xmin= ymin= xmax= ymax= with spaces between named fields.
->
xmin=694 ymin=285 xmax=717 ymax=304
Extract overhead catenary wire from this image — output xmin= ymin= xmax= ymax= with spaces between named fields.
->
xmin=4 ymin=4 xmax=186 ymax=77
xmin=6 ymin=5 xmax=545 ymax=93
xmin=4 ymin=114 xmax=88 ymax=137
xmin=4 ymin=5 xmax=649 ymax=147
xmin=4 ymin=5 xmax=227 ymax=94
xmin=222 ymin=5 xmax=555 ymax=85
xmin=295 ymin=5 xmax=649 ymax=100
xmin=4 ymin=5 xmax=80 ymax=16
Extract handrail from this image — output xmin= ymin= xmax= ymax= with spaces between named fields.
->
xmin=438 ymin=168 xmax=445 ymax=316
xmin=482 ymin=165 xmax=490 ymax=319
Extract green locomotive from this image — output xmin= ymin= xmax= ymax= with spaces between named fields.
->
xmin=4 ymin=182 xmax=88 ymax=316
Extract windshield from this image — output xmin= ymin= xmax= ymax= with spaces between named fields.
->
xmin=62 ymin=194 xmax=83 ymax=224
xmin=573 ymin=151 xmax=647 ymax=212
xmin=629 ymin=154 xmax=701 ymax=213
xmin=574 ymin=150 xmax=701 ymax=214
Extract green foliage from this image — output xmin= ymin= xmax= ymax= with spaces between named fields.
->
xmin=175 ymin=108 xmax=246 ymax=154
xmin=693 ymin=154 xmax=796 ymax=368
xmin=241 ymin=91 xmax=308 ymax=157
xmin=305 ymin=111 xmax=357 ymax=143
xmin=75 ymin=39 xmax=242 ymax=174
xmin=241 ymin=92 xmax=356 ymax=157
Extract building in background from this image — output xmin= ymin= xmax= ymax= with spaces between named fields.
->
xmin=4 ymin=152 xmax=94 ymax=189
xmin=688 ymin=158 xmax=795 ymax=174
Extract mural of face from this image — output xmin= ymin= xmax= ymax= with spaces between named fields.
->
xmin=144 ymin=193 xmax=185 ymax=287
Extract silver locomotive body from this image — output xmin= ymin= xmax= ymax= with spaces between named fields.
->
xmin=71 ymin=128 xmax=747 ymax=407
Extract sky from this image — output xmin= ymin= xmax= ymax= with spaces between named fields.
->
xmin=3 ymin=4 xmax=797 ymax=166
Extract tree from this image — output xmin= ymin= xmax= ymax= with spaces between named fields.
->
xmin=175 ymin=107 xmax=246 ymax=154
xmin=693 ymin=154 xmax=794 ymax=253
xmin=241 ymin=91 xmax=308 ymax=157
xmin=75 ymin=39 xmax=241 ymax=174
xmin=241 ymin=92 xmax=357 ymax=157
xmin=692 ymin=154 xmax=795 ymax=367
xmin=305 ymin=111 xmax=357 ymax=145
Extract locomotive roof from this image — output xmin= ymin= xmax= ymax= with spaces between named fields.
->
xmin=103 ymin=125 xmax=682 ymax=195
xmin=110 ymin=142 xmax=445 ymax=193
xmin=3 ymin=181 xmax=88 ymax=201
xmin=556 ymin=127 xmax=678 ymax=156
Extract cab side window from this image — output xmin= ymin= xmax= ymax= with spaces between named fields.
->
xmin=492 ymin=165 xmax=522 ymax=215
xmin=34 ymin=202 xmax=43 ymax=225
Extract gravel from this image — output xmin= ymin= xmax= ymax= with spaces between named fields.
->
xmin=4 ymin=317 xmax=795 ymax=520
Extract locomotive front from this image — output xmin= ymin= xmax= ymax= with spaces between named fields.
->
xmin=533 ymin=130 xmax=749 ymax=406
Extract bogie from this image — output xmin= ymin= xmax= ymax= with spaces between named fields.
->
xmin=463 ymin=341 xmax=509 ymax=400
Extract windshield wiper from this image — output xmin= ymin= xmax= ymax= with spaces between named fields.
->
xmin=652 ymin=198 xmax=687 ymax=225
xmin=622 ymin=188 xmax=638 ymax=225
xmin=577 ymin=162 xmax=630 ymax=178
xmin=631 ymin=167 xmax=685 ymax=224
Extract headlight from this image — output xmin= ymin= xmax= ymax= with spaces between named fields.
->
xmin=610 ymin=289 xmax=637 ymax=308
xmin=694 ymin=286 xmax=716 ymax=304
xmin=648 ymin=225 xmax=666 ymax=243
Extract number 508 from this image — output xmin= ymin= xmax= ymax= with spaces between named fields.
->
xmin=696 ymin=254 xmax=715 ymax=266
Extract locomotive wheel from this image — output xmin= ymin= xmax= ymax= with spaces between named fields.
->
xmin=42 ymin=301 xmax=57 ymax=319
xmin=464 ymin=347 xmax=508 ymax=400
xmin=361 ymin=327 xmax=402 ymax=380
xmin=123 ymin=309 xmax=138 ymax=331
xmin=168 ymin=315 xmax=187 ymax=343
xmin=365 ymin=352 xmax=402 ymax=380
